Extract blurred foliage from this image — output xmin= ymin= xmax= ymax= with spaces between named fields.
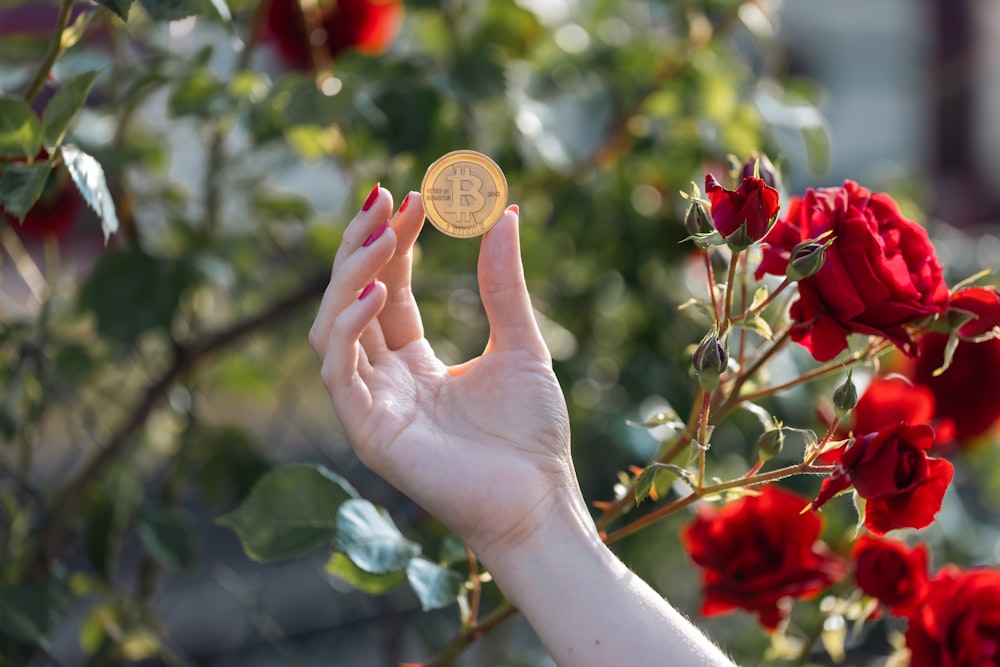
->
xmin=4 ymin=0 xmax=994 ymax=665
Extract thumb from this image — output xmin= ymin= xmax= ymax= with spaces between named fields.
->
xmin=478 ymin=206 xmax=545 ymax=354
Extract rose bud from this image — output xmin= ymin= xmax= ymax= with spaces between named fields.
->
xmin=757 ymin=428 xmax=784 ymax=462
xmin=704 ymin=173 xmax=781 ymax=251
xmin=785 ymin=238 xmax=831 ymax=282
xmin=832 ymin=371 xmax=858 ymax=418
xmin=692 ymin=331 xmax=727 ymax=392
xmin=683 ymin=199 xmax=713 ymax=236
xmin=739 ymin=152 xmax=782 ymax=190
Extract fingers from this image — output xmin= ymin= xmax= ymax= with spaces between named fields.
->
xmin=376 ymin=191 xmax=427 ymax=350
xmin=319 ymin=280 xmax=389 ymax=418
xmin=309 ymin=184 xmax=396 ymax=360
xmin=477 ymin=206 xmax=547 ymax=355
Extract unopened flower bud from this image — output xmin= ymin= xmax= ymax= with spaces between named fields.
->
xmin=833 ymin=371 xmax=858 ymax=417
xmin=740 ymin=153 xmax=781 ymax=190
xmin=757 ymin=428 xmax=784 ymax=461
xmin=693 ymin=331 xmax=727 ymax=391
xmin=684 ymin=200 xmax=712 ymax=236
xmin=786 ymin=240 xmax=829 ymax=281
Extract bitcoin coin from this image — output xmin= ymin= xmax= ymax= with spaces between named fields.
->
xmin=420 ymin=150 xmax=508 ymax=238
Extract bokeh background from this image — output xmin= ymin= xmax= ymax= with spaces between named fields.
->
xmin=1 ymin=0 xmax=999 ymax=665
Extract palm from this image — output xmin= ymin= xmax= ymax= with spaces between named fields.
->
xmin=311 ymin=189 xmax=577 ymax=556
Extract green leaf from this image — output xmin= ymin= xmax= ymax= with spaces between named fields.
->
xmin=217 ymin=464 xmax=358 ymax=561
xmin=0 ymin=162 xmax=53 ymax=220
xmin=335 ymin=499 xmax=421 ymax=574
xmin=168 ymin=67 xmax=228 ymax=118
xmin=136 ymin=507 xmax=197 ymax=571
xmin=634 ymin=463 xmax=696 ymax=505
xmin=60 ymin=144 xmax=119 ymax=240
xmin=137 ymin=0 xmax=215 ymax=21
xmin=406 ymin=558 xmax=464 ymax=611
xmin=78 ymin=247 xmax=195 ymax=344
xmin=95 ymin=0 xmax=134 ymax=20
xmin=0 ymin=98 xmax=42 ymax=158
xmin=325 ymin=552 xmax=407 ymax=594
xmin=42 ymin=70 xmax=101 ymax=147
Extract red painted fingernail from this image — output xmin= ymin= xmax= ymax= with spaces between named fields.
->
xmin=506 ymin=204 xmax=519 ymax=215
xmin=363 ymin=220 xmax=389 ymax=247
xmin=358 ymin=280 xmax=376 ymax=300
xmin=361 ymin=183 xmax=380 ymax=212
xmin=398 ymin=192 xmax=411 ymax=213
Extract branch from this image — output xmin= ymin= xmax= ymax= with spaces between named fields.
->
xmin=34 ymin=272 xmax=329 ymax=571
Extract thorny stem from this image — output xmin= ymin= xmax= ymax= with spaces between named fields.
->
xmin=426 ymin=602 xmax=519 ymax=667
xmin=602 ymin=463 xmax=835 ymax=545
xmin=735 ymin=339 xmax=893 ymax=408
xmin=696 ymin=390 xmax=712 ymax=490
xmin=722 ymin=251 xmax=740 ymax=333
xmin=703 ymin=250 xmax=721 ymax=323
xmin=732 ymin=277 xmax=793 ymax=323
xmin=24 ymin=0 xmax=74 ymax=103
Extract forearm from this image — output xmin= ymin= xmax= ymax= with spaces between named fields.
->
xmin=475 ymin=493 xmax=734 ymax=667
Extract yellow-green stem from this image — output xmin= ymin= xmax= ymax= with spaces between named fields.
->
xmin=24 ymin=0 xmax=74 ymax=103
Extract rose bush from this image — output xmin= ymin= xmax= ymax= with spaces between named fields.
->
xmin=681 ymin=486 xmax=846 ymax=630
xmin=756 ymin=180 xmax=950 ymax=362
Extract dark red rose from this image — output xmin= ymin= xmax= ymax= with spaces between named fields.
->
xmin=682 ymin=485 xmax=846 ymax=630
xmin=948 ymin=286 xmax=1000 ymax=340
xmin=755 ymin=181 xmax=949 ymax=362
xmin=810 ymin=422 xmax=954 ymax=535
xmin=266 ymin=0 xmax=403 ymax=71
xmin=907 ymin=333 xmax=1000 ymax=444
xmin=2 ymin=156 xmax=82 ymax=240
xmin=905 ymin=565 xmax=1000 ymax=667
xmin=704 ymin=173 xmax=780 ymax=247
xmin=852 ymin=534 xmax=929 ymax=616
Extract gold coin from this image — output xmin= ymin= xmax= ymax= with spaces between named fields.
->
xmin=420 ymin=150 xmax=508 ymax=238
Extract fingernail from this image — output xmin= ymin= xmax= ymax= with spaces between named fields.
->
xmin=358 ymin=280 xmax=376 ymax=300
xmin=362 ymin=220 xmax=389 ymax=247
xmin=398 ymin=192 xmax=411 ymax=213
xmin=506 ymin=204 xmax=519 ymax=215
xmin=361 ymin=183 xmax=380 ymax=212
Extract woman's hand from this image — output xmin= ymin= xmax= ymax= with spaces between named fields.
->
xmin=308 ymin=185 xmax=584 ymax=559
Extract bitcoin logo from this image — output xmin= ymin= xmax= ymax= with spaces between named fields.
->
xmin=421 ymin=150 xmax=508 ymax=238
xmin=446 ymin=168 xmax=486 ymax=223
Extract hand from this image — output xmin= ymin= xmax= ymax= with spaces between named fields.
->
xmin=309 ymin=186 xmax=584 ymax=559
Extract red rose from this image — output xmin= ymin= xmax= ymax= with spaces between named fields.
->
xmin=810 ymin=422 xmax=954 ymax=535
xmin=852 ymin=534 xmax=929 ymax=616
xmin=266 ymin=0 xmax=403 ymax=71
xmin=907 ymin=333 xmax=1000 ymax=444
xmin=704 ymin=173 xmax=780 ymax=248
xmin=948 ymin=286 xmax=1000 ymax=340
xmin=905 ymin=565 xmax=1000 ymax=667
xmin=682 ymin=486 xmax=846 ymax=630
xmin=755 ymin=181 xmax=949 ymax=362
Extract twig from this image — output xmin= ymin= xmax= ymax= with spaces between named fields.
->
xmin=24 ymin=0 xmax=75 ymax=103
xmin=34 ymin=272 xmax=328 ymax=570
